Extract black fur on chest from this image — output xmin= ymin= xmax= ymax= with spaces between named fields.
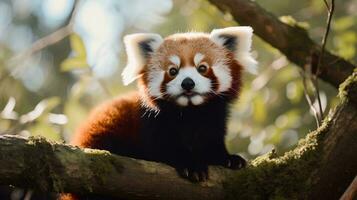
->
xmin=138 ymin=97 xmax=231 ymax=165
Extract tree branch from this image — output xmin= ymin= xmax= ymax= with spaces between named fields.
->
xmin=8 ymin=0 xmax=80 ymax=67
xmin=208 ymin=0 xmax=356 ymax=88
xmin=340 ymin=176 xmax=357 ymax=200
xmin=0 ymin=72 xmax=356 ymax=199
xmin=0 ymin=135 xmax=226 ymax=200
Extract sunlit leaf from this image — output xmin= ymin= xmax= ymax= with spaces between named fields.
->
xmin=60 ymin=33 xmax=89 ymax=72
xmin=335 ymin=31 xmax=357 ymax=59
xmin=48 ymin=113 xmax=68 ymax=125
xmin=279 ymin=15 xmax=310 ymax=29
xmin=60 ymin=57 xmax=89 ymax=72
xmin=42 ymin=97 xmax=61 ymax=112
xmin=19 ymin=97 xmax=61 ymax=123
xmin=70 ymin=33 xmax=87 ymax=57
xmin=1 ymin=97 xmax=18 ymax=120
xmin=333 ymin=16 xmax=355 ymax=32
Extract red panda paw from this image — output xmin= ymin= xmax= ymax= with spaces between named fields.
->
xmin=224 ymin=154 xmax=247 ymax=169
xmin=177 ymin=164 xmax=209 ymax=182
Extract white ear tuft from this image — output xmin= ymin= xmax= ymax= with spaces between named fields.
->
xmin=122 ymin=33 xmax=163 ymax=85
xmin=210 ymin=26 xmax=258 ymax=74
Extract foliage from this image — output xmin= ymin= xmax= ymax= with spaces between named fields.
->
xmin=60 ymin=33 xmax=89 ymax=72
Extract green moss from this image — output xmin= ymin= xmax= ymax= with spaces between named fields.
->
xmin=24 ymin=136 xmax=123 ymax=193
xmin=223 ymin=72 xmax=357 ymax=199
xmin=27 ymin=135 xmax=52 ymax=145
xmin=53 ymin=145 xmax=124 ymax=193
xmin=223 ymin=114 xmax=331 ymax=199
xmin=338 ymin=72 xmax=357 ymax=103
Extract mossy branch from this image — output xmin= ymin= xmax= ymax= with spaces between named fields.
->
xmin=208 ymin=0 xmax=356 ymax=88
xmin=0 ymin=72 xmax=356 ymax=199
xmin=0 ymin=135 xmax=227 ymax=200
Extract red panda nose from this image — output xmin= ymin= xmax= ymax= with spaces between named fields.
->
xmin=181 ymin=77 xmax=195 ymax=91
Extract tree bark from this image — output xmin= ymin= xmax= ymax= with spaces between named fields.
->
xmin=0 ymin=72 xmax=356 ymax=200
xmin=0 ymin=135 xmax=226 ymax=200
xmin=208 ymin=0 xmax=356 ymax=88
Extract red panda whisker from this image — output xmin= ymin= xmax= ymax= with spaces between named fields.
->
xmin=209 ymin=89 xmax=226 ymax=99
xmin=210 ymin=83 xmax=240 ymax=94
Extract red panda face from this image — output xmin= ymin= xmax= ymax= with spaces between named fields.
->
xmin=145 ymin=35 xmax=234 ymax=106
xmin=122 ymin=27 xmax=258 ymax=107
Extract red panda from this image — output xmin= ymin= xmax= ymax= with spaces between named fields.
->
xmin=60 ymin=26 xmax=258 ymax=200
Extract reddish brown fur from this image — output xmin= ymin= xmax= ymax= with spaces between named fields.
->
xmin=140 ymin=34 xmax=241 ymax=105
xmin=150 ymin=34 xmax=228 ymax=71
xmin=71 ymin=92 xmax=141 ymax=149
xmin=59 ymin=93 xmax=143 ymax=200
xmin=60 ymin=33 xmax=245 ymax=200
xmin=224 ymin=54 xmax=243 ymax=100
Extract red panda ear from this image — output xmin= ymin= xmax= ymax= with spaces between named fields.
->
xmin=210 ymin=26 xmax=258 ymax=74
xmin=122 ymin=33 xmax=163 ymax=85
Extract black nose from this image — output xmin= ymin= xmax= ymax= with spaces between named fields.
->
xmin=181 ymin=77 xmax=195 ymax=91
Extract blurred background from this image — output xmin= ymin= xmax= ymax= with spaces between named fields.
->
xmin=0 ymin=0 xmax=356 ymax=163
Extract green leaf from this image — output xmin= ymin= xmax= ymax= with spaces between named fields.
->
xmin=70 ymin=33 xmax=87 ymax=57
xmin=19 ymin=97 xmax=61 ymax=123
xmin=279 ymin=15 xmax=310 ymax=29
xmin=42 ymin=97 xmax=61 ymax=112
xmin=61 ymin=57 xmax=89 ymax=72
xmin=60 ymin=33 xmax=89 ymax=72
xmin=333 ymin=16 xmax=356 ymax=32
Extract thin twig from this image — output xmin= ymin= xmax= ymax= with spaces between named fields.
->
xmin=9 ymin=26 xmax=73 ymax=65
xmin=323 ymin=0 xmax=330 ymax=10
xmin=313 ymin=0 xmax=335 ymax=122
xmin=312 ymin=78 xmax=323 ymax=123
xmin=8 ymin=0 xmax=80 ymax=66
xmin=317 ymin=0 xmax=335 ymax=74
xmin=300 ymin=70 xmax=321 ymax=127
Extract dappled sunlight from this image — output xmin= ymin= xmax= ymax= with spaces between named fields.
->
xmin=0 ymin=0 xmax=354 ymax=162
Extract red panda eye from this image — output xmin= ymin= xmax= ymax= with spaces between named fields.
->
xmin=197 ymin=65 xmax=208 ymax=74
xmin=168 ymin=68 xmax=178 ymax=77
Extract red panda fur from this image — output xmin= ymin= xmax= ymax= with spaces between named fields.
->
xmin=59 ymin=28 xmax=258 ymax=200
xmin=71 ymin=92 xmax=141 ymax=149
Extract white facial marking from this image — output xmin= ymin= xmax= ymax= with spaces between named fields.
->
xmin=166 ymin=67 xmax=211 ymax=96
xmin=212 ymin=62 xmax=232 ymax=92
xmin=177 ymin=96 xmax=189 ymax=106
xmin=147 ymin=69 xmax=165 ymax=98
xmin=169 ymin=55 xmax=181 ymax=66
xmin=194 ymin=53 xmax=205 ymax=66
xmin=191 ymin=95 xmax=204 ymax=105
xmin=212 ymin=61 xmax=232 ymax=92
